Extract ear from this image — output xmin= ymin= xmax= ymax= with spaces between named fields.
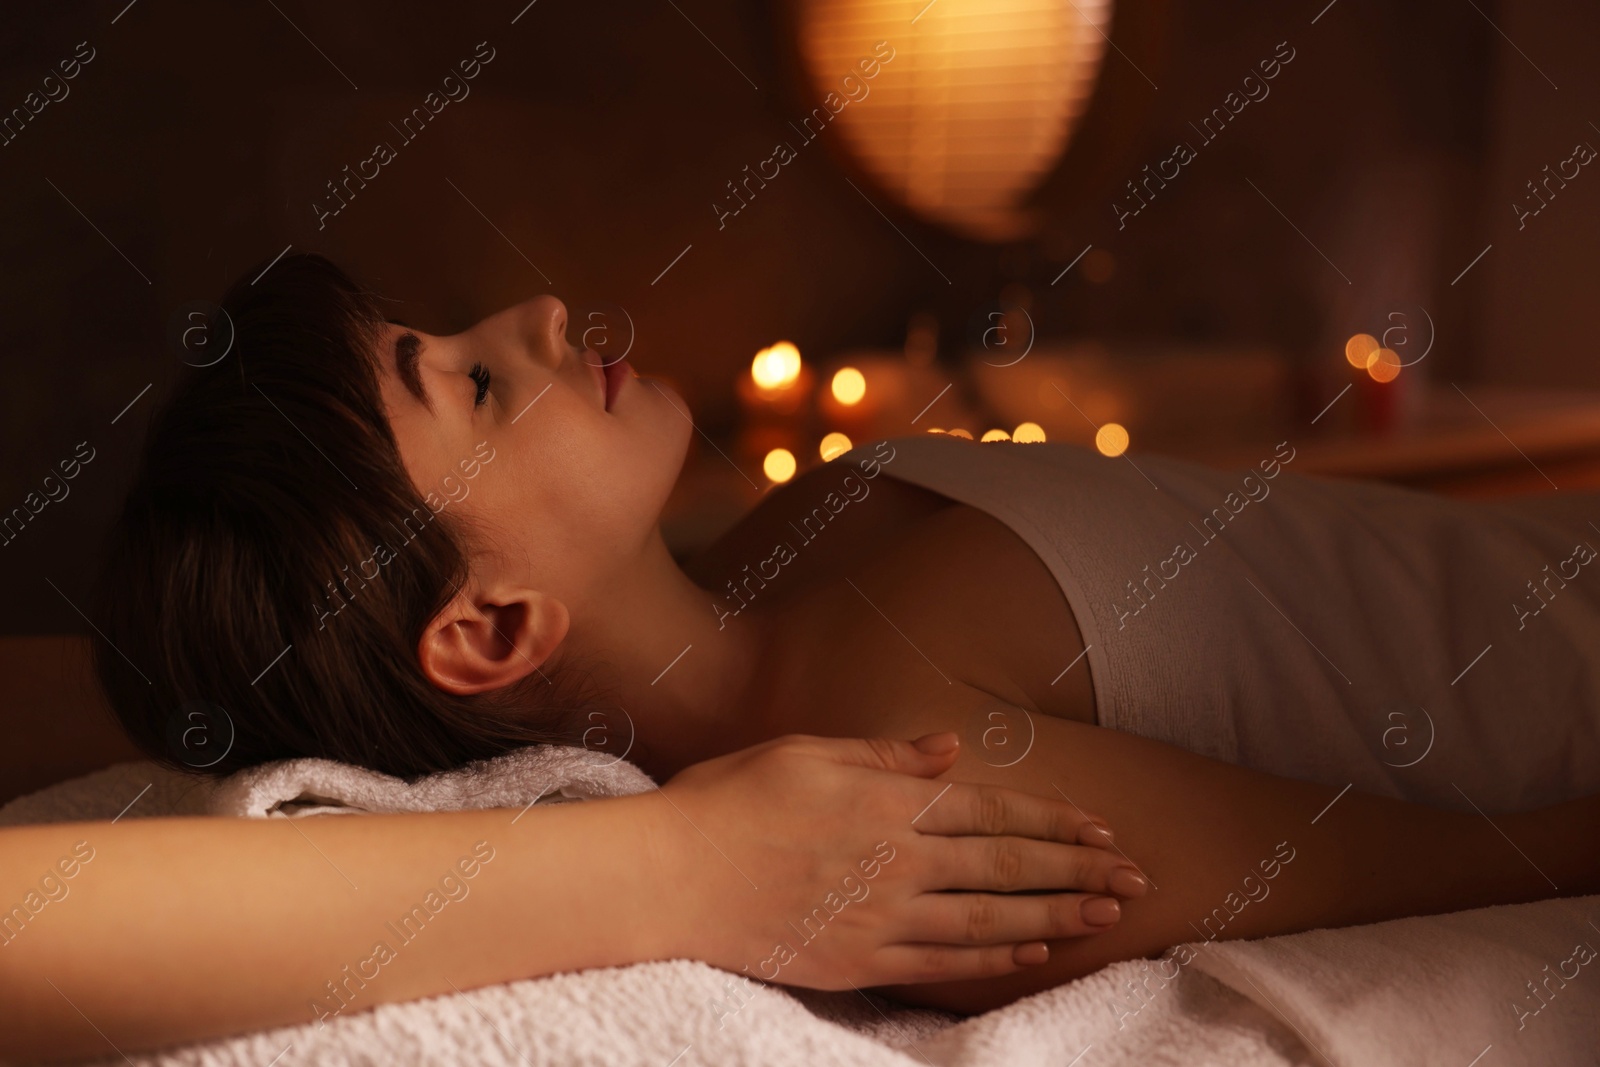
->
xmin=417 ymin=586 xmax=570 ymax=696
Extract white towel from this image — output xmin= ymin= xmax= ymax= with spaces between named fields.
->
xmin=1190 ymin=893 xmax=1600 ymax=1066
xmin=4 ymin=755 xmax=1595 ymax=1066
xmin=0 ymin=744 xmax=657 ymax=826
xmin=871 ymin=435 xmax=1600 ymax=814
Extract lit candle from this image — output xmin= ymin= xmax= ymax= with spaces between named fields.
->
xmin=738 ymin=341 xmax=812 ymax=417
xmin=753 ymin=342 xmax=801 ymax=393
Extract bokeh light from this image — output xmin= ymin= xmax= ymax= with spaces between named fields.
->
xmin=1095 ymin=422 xmax=1129 ymax=456
xmin=763 ymin=447 xmax=797 ymax=482
xmin=831 ymin=367 xmax=866 ymax=405
xmin=819 ymin=431 xmax=852 ymax=461
xmin=751 ymin=342 xmax=802 ymax=390
xmin=981 ymin=428 xmax=1011 ymax=442
xmin=1013 ymin=421 xmax=1047 ymax=443
xmin=947 ymin=428 xmax=973 ymax=439
xmin=1367 ymin=347 xmax=1401 ymax=383
xmin=1345 ymin=333 xmax=1380 ymax=369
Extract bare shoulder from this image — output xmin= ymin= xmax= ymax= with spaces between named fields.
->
xmin=685 ymin=454 xmax=953 ymax=609
xmin=823 ymin=504 xmax=1096 ymax=726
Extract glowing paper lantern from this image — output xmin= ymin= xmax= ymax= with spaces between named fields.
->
xmin=794 ymin=0 xmax=1115 ymax=241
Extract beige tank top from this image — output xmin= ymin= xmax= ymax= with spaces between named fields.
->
xmin=863 ymin=433 xmax=1600 ymax=813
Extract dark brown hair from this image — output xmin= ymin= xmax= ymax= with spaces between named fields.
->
xmin=90 ymin=254 xmax=596 ymax=779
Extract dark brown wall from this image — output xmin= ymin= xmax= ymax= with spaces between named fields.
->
xmin=1475 ymin=1 xmax=1600 ymax=388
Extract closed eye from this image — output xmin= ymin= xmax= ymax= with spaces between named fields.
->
xmin=469 ymin=362 xmax=492 ymax=407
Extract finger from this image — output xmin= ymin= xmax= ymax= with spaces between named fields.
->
xmin=869 ymin=942 xmax=1049 ymax=985
xmin=1078 ymin=810 xmax=1115 ymax=842
xmin=800 ymin=733 xmax=962 ymax=779
xmin=911 ymin=781 xmax=1107 ymax=847
xmin=900 ymin=892 xmax=1124 ymax=944
xmin=932 ymin=836 xmax=1151 ymax=896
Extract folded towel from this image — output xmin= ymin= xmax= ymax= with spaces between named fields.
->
xmin=1190 ymin=892 xmax=1600 ymax=1067
xmin=0 ymin=744 xmax=656 ymax=826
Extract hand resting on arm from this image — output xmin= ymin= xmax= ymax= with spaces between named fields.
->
xmin=0 ymin=732 xmax=1139 ymax=1063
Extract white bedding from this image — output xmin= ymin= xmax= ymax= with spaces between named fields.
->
xmin=4 ymin=754 xmax=1595 ymax=1067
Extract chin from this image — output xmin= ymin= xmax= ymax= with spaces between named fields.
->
xmin=609 ymin=374 xmax=692 ymax=517
xmin=660 ymin=416 xmax=692 ymax=497
xmin=612 ymin=417 xmax=686 ymax=521
xmin=642 ymin=380 xmax=693 ymax=467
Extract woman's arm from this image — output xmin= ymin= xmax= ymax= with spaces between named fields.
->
xmin=878 ymin=706 xmax=1600 ymax=1013
xmin=0 ymin=732 xmax=1139 ymax=1062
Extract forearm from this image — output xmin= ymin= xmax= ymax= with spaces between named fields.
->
xmin=1331 ymin=790 xmax=1593 ymax=927
xmin=2 ymin=730 xmax=1142 ymax=1058
xmin=1482 ymin=793 xmax=1600 ymax=906
xmin=886 ymin=712 xmax=1600 ymax=1012
xmin=0 ymin=798 xmax=674 ymax=1062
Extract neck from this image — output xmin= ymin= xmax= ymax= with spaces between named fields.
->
xmin=561 ymin=528 xmax=779 ymax=780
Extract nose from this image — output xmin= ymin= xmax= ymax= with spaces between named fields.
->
xmin=476 ymin=295 xmax=569 ymax=370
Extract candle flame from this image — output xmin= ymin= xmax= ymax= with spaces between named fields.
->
xmin=752 ymin=342 xmax=802 ymax=391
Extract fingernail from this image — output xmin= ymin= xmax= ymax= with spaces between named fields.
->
xmin=912 ymin=732 xmax=960 ymax=755
xmin=1013 ymin=941 xmax=1050 ymax=966
xmin=1081 ymin=896 xmax=1121 ymax=926
xmin=1109 ymin=867 xmax=1149 ymax=897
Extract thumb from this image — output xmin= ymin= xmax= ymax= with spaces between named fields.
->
xmin=821 ymin=733 xmax=961 ymax=778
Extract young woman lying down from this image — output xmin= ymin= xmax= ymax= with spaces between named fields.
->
xmin=90 ymin=255 xmax=1600 ymax=1016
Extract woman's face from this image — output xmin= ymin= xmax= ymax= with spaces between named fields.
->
xmin=377 ymin=295 xmax=690 ymax=609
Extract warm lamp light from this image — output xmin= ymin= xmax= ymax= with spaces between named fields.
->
xmin=981 ymin=429 xmax=1011 ymax=442
xmin=793 ymin=0 xmax=1115 ymax=241
xmin=763 ymin=447 xmax=798 ymax=483
xmin=1013 ymin=422 xmax=1047 ymax=443
xmin=831 ymin=366 xmax=867 ymax=405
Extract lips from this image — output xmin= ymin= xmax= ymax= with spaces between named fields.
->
xmin=599 ymin=354 xmax=631 ymax=411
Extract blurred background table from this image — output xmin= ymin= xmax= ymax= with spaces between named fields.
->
xmin=1189 ymin=386 xmax=1600 ymax=498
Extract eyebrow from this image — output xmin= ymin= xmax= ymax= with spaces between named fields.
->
xmin=394 ymin=331 xmax=433 ymax=413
